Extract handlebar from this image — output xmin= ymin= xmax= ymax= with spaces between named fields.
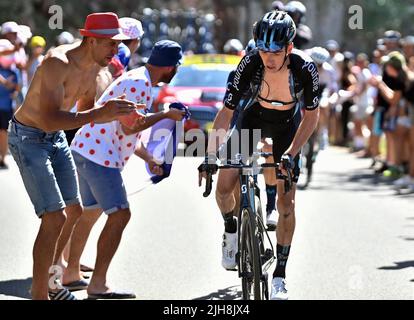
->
xmin=202 ymin=158 xmax=293 ymax=197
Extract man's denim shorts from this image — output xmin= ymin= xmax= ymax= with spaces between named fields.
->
xmin=7 ymin=118 xmax=80 ymax=218
xmin=72 ymin=151 xmax=129 ymax=215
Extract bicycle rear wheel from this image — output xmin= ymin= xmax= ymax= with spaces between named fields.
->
xmin=240 ymin=207 xmax=263 ymax=300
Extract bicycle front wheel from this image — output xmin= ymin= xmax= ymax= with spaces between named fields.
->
xmin=240 ymin=207 xmax=263 ymax=300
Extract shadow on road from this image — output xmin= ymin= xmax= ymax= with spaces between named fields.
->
xmin=378 ymin=261 xmax=414 ymax=270
xmin=0 ymin=278 xmax=32 ymax=299
xmin=193 ymin=286 xmax=242 ymax=300
xmin=307 ymin=166 xmax=414 ymax=201
xmin=400 ymin=237 xmax=414 ymax=241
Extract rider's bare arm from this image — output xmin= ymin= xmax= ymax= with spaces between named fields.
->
xmin=206 ymin=107 xmax=234 ymax=155
xmin=285 ymin=108 xmax=320 ymax=158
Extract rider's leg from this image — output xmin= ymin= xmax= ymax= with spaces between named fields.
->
xmin=216 ymin=168 xmax=240 ymax=270
xmin=216 ymin=168 xmax=239 ymax=232
xmin=262 ymin=139 xmax=277 ymax=215
xmin=270 ymin=114 xmax=300 ymax=281
xmin=274 ymin=182 xmax=296 ymax=279
xmin=270 ymin=181 xmax=296 ymax=300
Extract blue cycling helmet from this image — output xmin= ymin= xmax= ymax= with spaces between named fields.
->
xmin=254 ymin=11 xmax=296 ymax=52
xmin=254 ymin=11 xmax=296 ymax=71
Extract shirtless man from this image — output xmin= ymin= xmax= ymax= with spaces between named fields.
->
xmin=7 ymin=13 xmax=136 ymax=300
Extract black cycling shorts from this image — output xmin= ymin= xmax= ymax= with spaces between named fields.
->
xmin=220 ymin=102 xmax=302 ymax=183
xmin=0 ymin=110 xmax=13 ymax=130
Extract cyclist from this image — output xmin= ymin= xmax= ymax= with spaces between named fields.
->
xmin=309 ymin=46 xmax=338 ymax=150
xmin=225 ymin=39 xmax=278 ymax=230
xmin=198 ymin=11 xmax=320 ymax=300
xmin=271 ymin=1 xmax=285 ymax=11
xmin=223 ymin=38 xmax=244 ymax=56
xmin=284 ymin=1 xmax=312 ymax=49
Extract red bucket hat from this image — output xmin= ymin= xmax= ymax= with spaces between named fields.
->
xmin=79 ymin=12 xmax=129 ymax=40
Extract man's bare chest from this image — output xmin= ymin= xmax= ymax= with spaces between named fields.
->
xmin=63 ymin=69 xmax=97 ymax=100
xmin=260 ymin=70 xmax=294 ymax=102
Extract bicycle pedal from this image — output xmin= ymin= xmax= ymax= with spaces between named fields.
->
xmin=266 ymin=225 xmax=276 ymax=232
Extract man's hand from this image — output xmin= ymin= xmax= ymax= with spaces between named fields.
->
xmin=198 ymin=154 xmax=218 ymax=187
xmin=368 ymin=75 xmax=382 ymax=88
xmin=165 ymin=108 xmax=186 ymax=121
xmin=0 ymin=76 xmax=16 ymax=90
xmin=148 ymin=159 xmax=164 ymax=176
xmin=119 ymin=103 xmax=147 ymax=131
xmin=279 ymin=153 xmax=295 ymax=175
xmin=94 ymin=94 xmax=136 ymax=124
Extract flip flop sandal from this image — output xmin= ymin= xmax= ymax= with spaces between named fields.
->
xmin=63 ymin=279 xmax=89 ymax=291
xmin=87 ymin=291 xmax=136 ymax=300
xmin=49 ymin=288 xmax=77 ymax=300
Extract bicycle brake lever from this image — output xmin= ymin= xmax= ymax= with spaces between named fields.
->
xmin=203 ymin=173 xmax=213 ymax=198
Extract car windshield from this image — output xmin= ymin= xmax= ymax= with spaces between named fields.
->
xmin=170 ymin=65 xmax=234 ymax=88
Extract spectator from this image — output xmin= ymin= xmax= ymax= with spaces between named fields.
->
xmin=383 ymin=30 xmax=401 ymax=53
xmin=285 ymin=1 xmax=312 ymax=49
xmin=370 ymin=51 xmax=406 ymax=177
xmin=271 ymin=1 xmax=285 ymax=10
xmin=57 ymin=31 xmax=75 ymax=46
xmin=351 ymin=53 xmax=372 ymax=152
xmin=0 ymin=59 xmax=18 ymax=168
xmin=27 ymin=36 xmax=46 ymax=85
xmin=401 ymin=35 xmax=414 ymax=61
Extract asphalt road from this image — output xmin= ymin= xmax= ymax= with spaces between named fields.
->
xmin=0 ymin=146 xmax=413 ymax=300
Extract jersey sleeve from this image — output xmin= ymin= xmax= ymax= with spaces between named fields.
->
xmin=223 ymin=70 xmax=236 ymax=109
xmin=223 ymin=50 xmax=262 ymax=110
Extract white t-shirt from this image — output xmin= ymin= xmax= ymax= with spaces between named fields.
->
xmin=71 ymin=67 xmax=153 ymax=171
xmin=319 ymin=62 xmax=339 ymax=94
xmin=355 ymin=68 xmax=372 ymax=107
xmin=328 ymin=52 xmax=344 ymax=89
